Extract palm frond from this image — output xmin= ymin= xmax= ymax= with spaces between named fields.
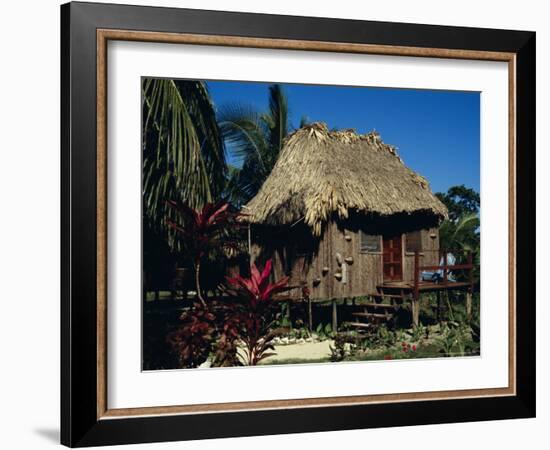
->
xmin=142 ymin=78 xmax=226 ymax=236
xmin=439 ymin=213 xmax=480 ymax=254
xmin=453 ymin=213 xmax=480 ymax=236
xmin=266 ymin=84 xmax=289 ymax=167
xmin=217 ymin=103 xmax=269 ymax=170
xmin=219 ymin=84 xmax=291 ymax=205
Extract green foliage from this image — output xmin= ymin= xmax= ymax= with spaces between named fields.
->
xmin=436 ymin=185 xmax=479 ymax=249
xmin=315 ymin=322 xmax=334 ymax=341
xmin=219 ymin=84 xmax=290 ymax=204
xmin=439 ymin=213 xmax=480 ymax=254
xmin=378 ymin=324 xmax=398 ymax=347
xmin=356 ymin=324 xmax=401 ymax=350
xmin=142 ymin=78 xmax=227 ymax=238
xmin=329 ymin=332 xmax=363 ymax=362
xmin=142 ymin=79 xmax=229 ymax=297
xmin=435 ymin=322 xmax=475 ymax=357
xmin=329 ymin=333 xmax=348 ymax=362
xmin=410 ymin=323 xmax=427 ymax=342
xmin=435 ymin=185 xmax=480 ymax=282
xmin=287 ymin=327 xmax=311 ymax=340
xmin=276 ymin=312 xmax=292 ymax=329
xmin=361 ymin=343 xmax=433 ymax=361
xmin=435 ymin=185 xmax=480 ymax=222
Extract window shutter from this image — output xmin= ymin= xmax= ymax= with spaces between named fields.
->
xmin=405 ymin=230 xmax=422 ymax=252
xmin=360 ymin=231 xmax=381 ymax=252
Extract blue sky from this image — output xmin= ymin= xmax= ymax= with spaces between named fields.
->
xmin=206 ymin=80 xmax=480 ymax=195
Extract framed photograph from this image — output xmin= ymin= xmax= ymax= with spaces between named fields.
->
xmin=61 ymin=1 xmax=535 ymax=447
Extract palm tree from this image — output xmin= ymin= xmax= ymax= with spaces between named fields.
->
xmin=439 ymin=213 xmax=480 ymax=281
xmin=142 ymin=78 xmax=227 ymax=232
xmin=218 ymin=84 xmax=290 ymax=204
xmin=439 ymin=213 xmax=480 ymax=253
xmin=142 ymin=79 xmax=227 ymax=298
xmin=436 ymin=185 xmax=480 ymax=281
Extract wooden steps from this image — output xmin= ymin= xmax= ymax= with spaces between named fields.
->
xmin=345 ymin=289 xmax=408 ymax=330
xmin=347 ymin=322 xmax=373 ymax=329
xmin=370 ymin=293 xmax=406 ymax=299
xmin=352 ymin=312 xmax=394 ymax=319
xmin=361 ymin=302 xmax=399 ymax=309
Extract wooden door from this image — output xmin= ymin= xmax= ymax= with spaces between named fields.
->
xmin=383 ymin=235 xmax=403 ymax=281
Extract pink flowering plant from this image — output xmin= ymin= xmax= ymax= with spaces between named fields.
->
xmin=226 ymin=259 xmax=289 ymax=365
xmin=166 ymin=200 xmax=245 ymax=307
xmin=165 ymin=200 xmax=246 ymax=368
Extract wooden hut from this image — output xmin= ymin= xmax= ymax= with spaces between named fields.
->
xmin=244 ymin=122 xmax=449 ymax=302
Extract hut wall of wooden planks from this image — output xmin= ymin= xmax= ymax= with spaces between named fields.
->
xmin=251 ymin=223 xmax=440 ymax=300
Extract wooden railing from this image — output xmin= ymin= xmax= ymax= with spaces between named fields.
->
xmin=412 ymin=250 xmax=476 ymax=300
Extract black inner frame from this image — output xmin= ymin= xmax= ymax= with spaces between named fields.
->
xmin=61 ymin=2 xmax=536 ymax=447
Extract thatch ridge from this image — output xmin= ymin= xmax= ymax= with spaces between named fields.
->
xmin=244 ymin=122 xmax=448 ymax=235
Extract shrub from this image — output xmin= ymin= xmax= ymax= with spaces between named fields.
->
xmin=166 ymin=200 xmax=245 ymax=306
xmin=226 ymin=259 xmax=289 ymax=365
xmin=167 ymin=303 xmax=217 ymax=368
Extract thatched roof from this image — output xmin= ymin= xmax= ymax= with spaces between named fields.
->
xmin=244 ymin=122 xmax=448 ymax=236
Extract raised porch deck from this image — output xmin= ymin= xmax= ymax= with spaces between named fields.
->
xmin=373 ymin=250 xmax=476 ymax=326
xmin=379 ymin=280 xmax=472 ymax=293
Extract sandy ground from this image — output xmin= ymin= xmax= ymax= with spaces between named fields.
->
xmin=259 ymin=340 xmax=334 ymax=364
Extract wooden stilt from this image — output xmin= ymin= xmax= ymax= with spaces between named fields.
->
xmin=332 ymin=299 xmax=338 ymax=332
xmin=467 ymin=251 xmax=474 ymax=321
xmin=412 ymin=253 xmax=420 ymax=327
xmin=412 ymin=296 xmax=420 ymax=327
xmin=405 ymin=284 xmax=420 ymax=327
xmin=308 ymin=297 xmax=313 ymax=333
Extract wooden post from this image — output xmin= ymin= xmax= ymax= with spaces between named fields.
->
xmin=412 ymin=252 xmax=420 ymax=327
xmin=467 ymin=251 xmax=474 ymax=320
xmin=413 ymin=251 xmax=420 ymax=298
xmin=332 ymin=299 xmax=338 ymax=332
xmin=468 ymin=251 xmax=474 ymax=287
xmin=308 ymin=297 xmax=313 ymax=333
xmin=443 ymin=250 xmax=448 ymax=284
xmin=412 ymin=297 xmax=420 ymax=327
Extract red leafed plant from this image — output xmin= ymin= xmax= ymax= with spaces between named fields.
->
xmin=166 ymin=200 xmax=244 ymax=307
xmin=164 ymin=200 xmax=247 ymax=369
xmin=166 ymin=304 xmax=217 ymax=368
xmin=167 ymin=300 xmax=243 ymax=369
xmin=226 ymin=259 xmax=289 ymax=365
